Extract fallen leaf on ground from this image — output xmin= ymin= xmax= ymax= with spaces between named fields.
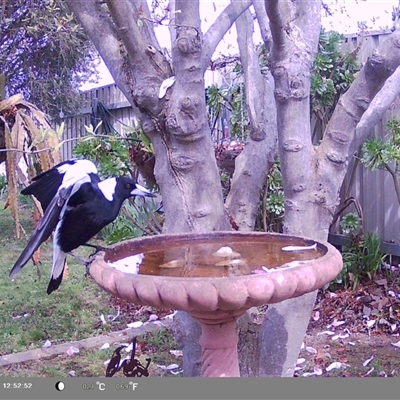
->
xmin=305 ymin=346 xmax=317 ymax=354
xmin=362 ymin=355 xmax=374 ymax=367
xmin=157 ymin=363 xmax=180 ymax=370
xmin=317 ymin=330 xmax=335 ymax=336
xmin=127 ymin=321 xmax=143 ymax=328
xmin=326 ymin=361 xmax=344 ymax=372
xmin=66 ymin=346 xmax=79 ymax=356
xmin=169 ymin=350 xmax=183 ymax=357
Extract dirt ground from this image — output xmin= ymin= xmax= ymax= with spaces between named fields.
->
xmin=295 ymin=272 xmax=400 ymax=377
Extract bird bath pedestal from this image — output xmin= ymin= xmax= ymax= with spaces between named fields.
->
xmin=88 ymin=231 xmax=342 ymax=377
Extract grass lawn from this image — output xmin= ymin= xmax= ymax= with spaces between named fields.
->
xmin=0 ymin=199 xmax=179 ymax=377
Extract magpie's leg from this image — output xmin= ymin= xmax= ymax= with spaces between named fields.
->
xmin=67 ymin=251 xmax=98 ymax=277
xmin=81 ymin=243 xmax=110 ymax=253
xmin=67 ymin=251 xmax=89 ymax=265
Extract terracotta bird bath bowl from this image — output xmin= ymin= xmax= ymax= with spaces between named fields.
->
xmin=88 ymin=231 xmax=342 ymax=377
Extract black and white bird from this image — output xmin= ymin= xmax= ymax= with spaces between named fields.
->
xmin=9 ymin=159 xmax=156 ymax=294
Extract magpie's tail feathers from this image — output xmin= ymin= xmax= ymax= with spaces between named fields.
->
xmin=47 ymin=250 xmax=67 ymax=295
xmin=46 ymin=272 xmax=64 ymax=295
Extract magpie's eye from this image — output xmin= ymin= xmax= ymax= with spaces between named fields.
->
xmin=125 ymin=183 xmax=132 ymax=189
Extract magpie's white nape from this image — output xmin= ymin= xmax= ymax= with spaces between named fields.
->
xmin=9 ymin=159 xmax=156 ymax=295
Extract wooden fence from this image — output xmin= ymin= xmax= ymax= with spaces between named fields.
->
xmin=61 ymin=30 xmax=400 ymax=246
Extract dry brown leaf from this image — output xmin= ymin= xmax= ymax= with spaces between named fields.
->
xmin=0 ymin=94 xmax=23 ymax=113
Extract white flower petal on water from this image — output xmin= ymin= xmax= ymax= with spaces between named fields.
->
xmin=282 ymin=243 xmax=316 ymax=252
xmin=100 ymin=343 xmax=110 ymax=350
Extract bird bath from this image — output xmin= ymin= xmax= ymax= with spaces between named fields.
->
xmin=88 ymin=231 xmax=342 ymax=377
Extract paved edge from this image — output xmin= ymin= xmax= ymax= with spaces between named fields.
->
xmin=0 ymin=319 xmax=173 ymax=367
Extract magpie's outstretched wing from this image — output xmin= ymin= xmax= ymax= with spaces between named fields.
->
xmin=21 ymin=159 xmax=98 ymax=212
xmin=9 ymin=186 xmax=73 ymax=277
xmin=21 ymin=160 xmax=78 ymax=212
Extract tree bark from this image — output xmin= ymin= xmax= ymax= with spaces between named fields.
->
xmin=225 ymin=9 xmax=277 ymax=231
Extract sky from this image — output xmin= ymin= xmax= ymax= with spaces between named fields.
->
xmin=80 ymin=0 xmax=400 ymax=90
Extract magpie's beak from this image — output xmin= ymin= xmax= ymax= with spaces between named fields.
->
xmin=131 ymin=184 xmax=156 ymax=197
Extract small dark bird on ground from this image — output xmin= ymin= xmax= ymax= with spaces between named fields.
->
xmin=9 ymin=159 xmax=156 ymax=294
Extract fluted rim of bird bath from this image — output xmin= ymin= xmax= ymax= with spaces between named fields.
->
xmin=89 ymin=231 xmax=342 ymax=320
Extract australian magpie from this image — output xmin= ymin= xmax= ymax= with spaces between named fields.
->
xmin=9 ymin=159 xmax=156 ymax=294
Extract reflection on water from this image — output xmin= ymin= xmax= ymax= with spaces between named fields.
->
xmin=106 ymin=237 xmax=326 ymax=278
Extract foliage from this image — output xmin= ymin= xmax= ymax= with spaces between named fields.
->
xmin=73 ymin=126 xmax=132 ymax=179
xmin=333 ymin=213 xmax=386 ymax=290
xmin=361 ymin=118 xmax=400 ymax=170
xmin=0 ymin=0 xmax=99 ymax=120
xmin=361 ymin=117 xmax=400 ymax=205
xmin=340 ymin=212 xmax=361 ymax=235
xmin=73 ymin=122 xmax=154 ymax=179
xmin=0 ymin=94 xmax=62 ymax=238
xmin=311 ymin=29 xmax=359 ymax=128
xmin=206 ymin=80 xmax=249 ymax=141
xmin=255 ymin=161 xmax=284 ymax=232
xmin=0 ymin=175 xmax=7 ymax=198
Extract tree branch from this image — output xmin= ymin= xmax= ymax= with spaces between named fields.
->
xmin=201 ymin=0 xmax=252 ymax=70
xmin=265 ymin=0 xmax=285 ymax=52
xmin=175 ymin=0 xmax=200 ymax=31
xmin=133 ymin=0 xmax=161 ymax=50
xmin=355 ymin=65 xmax=400 ymax=151
xmin=66 ymin=0 xmax=136 ymax=105
xmin=315 ymin=30 xmax=400 ymax=234
xmin=253 ymin=0 xmax=271 ymax=45
xmin=105 ymin=0 xmax=146 ymax=58
xmin=225 ymin=9 xmax=277 ymax=230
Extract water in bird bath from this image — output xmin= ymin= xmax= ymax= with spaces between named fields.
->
xmin=105 ymin=235 xmax=326 ymax=278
